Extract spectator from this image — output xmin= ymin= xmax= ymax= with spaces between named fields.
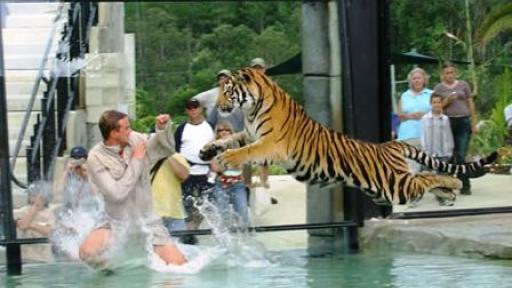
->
xmin=150 ymin=152 xmax=190 ymax=235
xmin=14 ymin=181 xmax=56 ymax=262
xmin=58 ymin=146 xmax=102 ymax=211
xmin=211 ymin=122 xmax=249 ymax=227
xmin=51 ymin=146 xmax=104 ymax=261
xmin=420 ymin=92 xmax=455 ymax=206
xmin=193 ymin=69 xmax=232 ymax=117
xmin=207 ymin=69 xmax=245 ymax=133
xmin=396 ymin=67 xmax=432 ymax=173
xmin=434 ymin=62 xmax=477 ymax=195
xmin=420 ymin=93 xmax=454 ymax=163
xmin=505 ymin=104 xmax=512 ymax=145
xmin=175 ymin=99 xmax=215 ymax=244
xmin=79 ymin=110 xmax=186 ymax=269
xmin=391 ymin=112 xmax=400 ymax=140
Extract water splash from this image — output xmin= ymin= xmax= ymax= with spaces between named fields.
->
xmin=148 ymin=192 xmax=275 ymax=273
xmin=50 ymin=181 xmax=274 ymax=273
xmin=49 ymin=173 xmax=105 ymax=261
xmin=25 ymin=180 xmax=53 ymax=205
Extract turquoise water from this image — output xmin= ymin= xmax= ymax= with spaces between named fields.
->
xmin=3 ymin=248 xmax=512 ymax=288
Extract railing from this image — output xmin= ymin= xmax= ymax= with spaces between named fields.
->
xmin=0 ymin=221 xmax=360 ymax=251
xmin=25 ymin=1 xmax=97 ymax=183
xmin=1 ymin=1 xmax=98 ymax=275
xmin=9 ymin=3 xmax=65 ymax=188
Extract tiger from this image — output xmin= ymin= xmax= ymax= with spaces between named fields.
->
xmin=199 ymin=67 xmax=498 ymax=206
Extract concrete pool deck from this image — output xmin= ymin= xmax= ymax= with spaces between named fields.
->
xmin=253 ymin=174 xmax=512 ymax=259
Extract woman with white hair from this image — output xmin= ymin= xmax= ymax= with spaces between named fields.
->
xmin=396 ymin=67 xmax=433 ymax=172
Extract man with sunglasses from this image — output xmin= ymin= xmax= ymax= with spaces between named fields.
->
xmin=174 ymin=99 xmax=215 ymax=244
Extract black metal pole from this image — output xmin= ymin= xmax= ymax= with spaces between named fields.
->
xmin=339 ymin=0 xmax=392 ymax=222
xmin=0 ymin=10 xmax=22 ymax=275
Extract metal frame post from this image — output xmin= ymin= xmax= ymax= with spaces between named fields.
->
xmin=339 ymin=0 xmax=392 ymax=222
xmin=0 ymin=10 xmax=22 ymax=275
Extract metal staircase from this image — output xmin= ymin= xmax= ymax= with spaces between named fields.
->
xmin=5 ymin=2 xmax=66 ymax=207
xmin=6 ymin=2 xmax=97 ymax=207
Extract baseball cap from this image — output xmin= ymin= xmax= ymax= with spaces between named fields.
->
xmin=217 ymin=69 xmax=232 ymax=78
xmin=70 ymin=146 xmax=88 ymax=159
xmin=185 ymin=98 xmax=201 ymax=109
xmin=250 ymin=57 xmax=266 ymax=68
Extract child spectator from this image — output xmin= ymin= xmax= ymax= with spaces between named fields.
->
xmin=420 ymin=92 xmax=454 ymax=162
xmin=211 ymin=122 xmax=249 ymax=227
xmin=420 ymin=93 xmax=455 ymax=206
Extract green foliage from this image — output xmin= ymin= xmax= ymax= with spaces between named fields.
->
xmin=125 ymin=2 xmax=302 ymax=121
xmin=470 ymin=68 xmax=512 ymax=159
xmin=268 ymin=165 xmax=288 ymax=176
xmin=477 ymin=2 xmax=512 ymax=47
xmin=130 ymin=115 xmax=155 ymax=133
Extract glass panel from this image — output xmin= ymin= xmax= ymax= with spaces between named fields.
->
xmin=389 ymin=0 xmax=512 ymax=216
xmin=5 ymin=1 xmax=512 ymax=256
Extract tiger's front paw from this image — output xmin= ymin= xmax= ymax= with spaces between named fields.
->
xmin=199 ymin=142 xmax=224 ymax=161
xmin=218 ymin=149 xmax=245 ymax=168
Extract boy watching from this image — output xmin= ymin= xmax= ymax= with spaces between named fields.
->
xmin=421 ymin=92 xmax=454 ymax=163
xmin=420 ymin=93 xmax=455 ymax=206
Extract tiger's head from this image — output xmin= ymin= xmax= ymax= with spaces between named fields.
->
xmin=217 ymin=68 xmax=264 ymax=116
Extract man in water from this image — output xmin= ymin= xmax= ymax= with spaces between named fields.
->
xmin=79 ymin=110 xmax=186 ymax=268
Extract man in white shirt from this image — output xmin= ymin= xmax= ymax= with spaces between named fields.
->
xmin=174 ymin=99 xmax=215 ymax=243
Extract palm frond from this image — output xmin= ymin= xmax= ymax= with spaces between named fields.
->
xmin=477 ymin=2 xmax=512 ymax=46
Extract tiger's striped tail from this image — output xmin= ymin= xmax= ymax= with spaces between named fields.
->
xmin=402 ymin=143 xmax=499 ymax=175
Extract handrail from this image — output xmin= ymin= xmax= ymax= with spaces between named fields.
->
xmin=47 ymin=3 xmax=97 ymax=180
xmin=0 ymin=221 xmax=359 ymax=245
xmin=29 ymin=3 xmax=81 ymax=170
xmin=9 ymin=3 xmax=65 ymax=188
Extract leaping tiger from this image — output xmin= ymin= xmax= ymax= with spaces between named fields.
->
xmin=199 ymin=68 xmax=498 ymax=206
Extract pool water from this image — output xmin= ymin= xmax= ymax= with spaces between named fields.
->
xmin=3 ymin=248 xmax=512 ymax=288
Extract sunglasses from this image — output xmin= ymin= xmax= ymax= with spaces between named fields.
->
xmin=217 ymin=129 xmax=232 ymax=133
xmin=186 ymin=104 xmax=199 ymax=109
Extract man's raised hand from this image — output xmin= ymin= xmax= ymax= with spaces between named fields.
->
xmin=155 ymin=114 xmax=171 ymax=130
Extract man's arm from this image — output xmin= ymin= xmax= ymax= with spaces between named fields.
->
xmin=145 ymin=114 xmax=176 ymax=166
xmin=87 ymin=151 xmax=144 ymax=203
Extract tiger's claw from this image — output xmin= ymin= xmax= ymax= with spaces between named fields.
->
xmin=199 ymin=143 xmax=223 ymax=161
